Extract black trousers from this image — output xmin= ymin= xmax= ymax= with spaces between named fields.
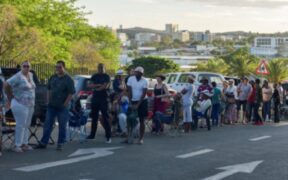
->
xmin=274 ymin=102 xmax=280 ymax=122
xmin=253 ymin=103 xmax=262 ymax=122
xmin=90 ymin=98 xmax=111 ymax=140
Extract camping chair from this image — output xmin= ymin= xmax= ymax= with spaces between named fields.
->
xmin=193 ymin=106 xmax=212 ymax=131
xmin=1 ymin=110 xmax=16 ymax=150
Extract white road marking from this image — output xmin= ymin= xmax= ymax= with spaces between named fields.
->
xmin=176 ymin=149 xmax=214 ymax=159
xmin=14 ymin=147 xmax=122 ymax=172
xmin=202 ymin=160 xmax=263 ymax=180
xmin=249 ymin=136 xmax=271 ymax=141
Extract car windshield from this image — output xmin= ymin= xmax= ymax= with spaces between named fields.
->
xmin=167 ymin=74 xmax=178 ymax=84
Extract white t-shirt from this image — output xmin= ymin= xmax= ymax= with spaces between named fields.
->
xmin=182 ymin=84 xmax=194 ymax=106
xmin=127 ymin=76 xmax=148 ymax=101
xmin=225 ymin=86 xmax=237 ymax=99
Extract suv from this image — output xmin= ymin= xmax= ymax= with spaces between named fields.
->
xmin=74 ymin=75 xmax=93 ymax=98
xmin=165 ymin=72 xmax=225 ymax=92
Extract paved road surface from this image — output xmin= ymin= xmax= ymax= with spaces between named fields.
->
xmin=1 ymin=122 xmax=288 ymax=180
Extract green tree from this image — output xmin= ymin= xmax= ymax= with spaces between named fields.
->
xmin=267 ymin=59 xmax=288 ymax=83
xmin=128 ymin=56 xmax=179 ymax=77
xmin=195 ymin=58 xmax=228 ymax=74
xmin=222 ymin=48 xmax=259 ymax=77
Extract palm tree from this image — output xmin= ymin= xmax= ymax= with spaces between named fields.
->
xmin=222 ymin=47 xmax=259 ymax=78
xmin=195 ymin=58 xmax=228 ymax=74
xmin=267 ymin=58 xmax=288 ymax=83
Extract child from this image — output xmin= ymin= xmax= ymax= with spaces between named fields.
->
xmin=118 ymin=93 xmax=129 ymax=137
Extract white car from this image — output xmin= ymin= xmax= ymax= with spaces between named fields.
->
xmin=165 ymin=72 xmax=225 ymax=92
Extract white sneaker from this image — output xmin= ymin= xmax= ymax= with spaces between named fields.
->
xmin=22 ymin=145 xmax=33 ymax=151
xmin=106 ymin=138 xmax=112 ymax=144
xmin=12 ymin=146 xmax=23 ymax=153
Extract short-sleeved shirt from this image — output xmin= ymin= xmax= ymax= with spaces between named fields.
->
xmin=182 ymin=84 xmax=194 ymax=106
xmin=90 ymin=73 xmax=110 ymax=98
xmin=7 ymin=72 xmax=36 ymax=106
xmin=198 ymin=84 xmax=212 ymax=101
xmin=211 ymin=87 xmax=221 ymax=105
xmin=127 ymin=76 xmax=148 ymax=101
xmin=238 ymin=83 xmax=252 ymax=101
xmin=48 ymin=74 xmax=75 ymax=108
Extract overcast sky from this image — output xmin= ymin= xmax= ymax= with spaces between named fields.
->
xmin=75 ymin=0 xmax=288 ymax=33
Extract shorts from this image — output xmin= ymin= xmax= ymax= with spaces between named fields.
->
xmin=237 ymin=100 xmax=247 ymax=111
xmin=132 ymin=99 xmax=148 ymax=120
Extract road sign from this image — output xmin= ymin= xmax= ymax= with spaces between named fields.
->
xmin=14 ymin=147 xmax=123 ymax=172
xmin=256 ymin=60 xmax=269 ymax=75
xmin=202 ymin=160 xmax=263 ymax=180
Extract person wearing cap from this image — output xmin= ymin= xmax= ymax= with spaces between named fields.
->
xmin=126 ymin=66 xmax=148 ymax=144
xmin=236 ymin=77 xmax=252 ymax=124
xmin=86 ymin=63 xmax=112 ymax=143
xmin=197 ymin=77 xmax=212 ymax=101
xmin=193 ymin=90 xmax=212 ymax=130
xmin=113 ymin=70 xmax=126 ymax=95
xmin=152 ymin=74 xmax=170 ymax=134
xmin=181 ymin=75 xmax=195 ymax=133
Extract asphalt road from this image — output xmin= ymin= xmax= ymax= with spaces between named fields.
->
xmin=1 ymin=122 xmax=288 ymax=180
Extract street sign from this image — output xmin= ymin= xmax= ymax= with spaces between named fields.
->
xmin=14 ymin=147 xmax=123 ymax=172
xmin=256 ymin=60 xmax=269 ymax=75
xmin=202 ymin=161 xmax=263 ymax=180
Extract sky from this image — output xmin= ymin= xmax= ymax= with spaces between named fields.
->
xmin=75 ymin=0 xmax=288 ymax=33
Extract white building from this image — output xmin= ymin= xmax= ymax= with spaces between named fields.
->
xmin=135 ymin=33 xmax=161 ymax=46
xmin=117 ymin=33 xmax=130 ymax=47
xmin=251 ymin=37 xmax=288 ymax=57
xmin=172 ymin=30 xmax=190 ymax=42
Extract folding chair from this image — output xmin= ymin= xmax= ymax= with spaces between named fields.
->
xmin=193 ymin=106 xmax=212 ymax=131
xmin=1 ymin=113 xmax=16 ymax=150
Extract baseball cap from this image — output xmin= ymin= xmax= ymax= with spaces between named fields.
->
xmin=134 ymin=66 xmax=144 ymax=74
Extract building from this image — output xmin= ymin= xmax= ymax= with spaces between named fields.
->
xmin=165 ymin=24 xmax=179 ymax=35
xmin=117 ymin=33 xmax=130 ymax=47
xmin=191 ymin=30 xmax=214 ymax=42
xmin=135 ymin=33 xmax=161 ymax=46
xmin=172 ymin=30 xmax=190 ymax=42
xmin=251 ymin=37 xmax=288 ymax=57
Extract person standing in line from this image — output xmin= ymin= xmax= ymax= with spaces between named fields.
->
xmin=253 ymin=79 xmax=263 ymax=125
xmin=126 ymin=66 xmax=148 ymax=144
xmin=262 ymin=80 xmax=273 ymax=122
xmin=86 ymin=63 xmax=112 ymax=143
xmin=181 ymin=76 xmax=195 ymax=133
xmin=224 ymin=79 xmax=237 ymax=125
xmin=247 ymin=80 xmax=256 ymax=123
xmin=272 ymin=83 xmax=280 ymax=123
xmin=5 ymin=61 xmax=36 ymax=153
xmin=277 ymin=82 xmax=284 ymax=106
xmin=211 ymin=82 xmax=221 ymax=126
xmin=152 ymin=74 xmax=170 ymax=134
xmin=236 ymin=77 xmax=252 ymax=124
xmin=36 ymin=60 xmax=75 ymax=150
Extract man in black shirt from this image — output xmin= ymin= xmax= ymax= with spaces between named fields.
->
xmin=86 ymin=63 xmax=111 ymax=143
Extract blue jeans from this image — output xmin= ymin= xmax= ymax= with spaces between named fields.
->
xmin=262 ymin=101 xmax=271 ymax=121
xmin=211 ymin=103 xmax=220 ymax=126
xmin=41 ymin=106 xmax=69 ymax=145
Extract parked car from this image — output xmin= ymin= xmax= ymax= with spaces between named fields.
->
xmin=165 ymin=72 xmax=225 ymax=92
xmin=0 ymin=67 xmax=47 ymax=124
xmin=74 ymin=75 xmax=93 ymax=99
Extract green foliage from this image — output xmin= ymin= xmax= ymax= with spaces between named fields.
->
xmin=195 ymin=58 xmax=228 ymax=74
xmin=267 ymin=59 xmax=288 ymax=83
xmin=222 ymin=47 xmax=259 ymax=77
xmin=0 ymin=0 xmax=120 ymax=76
xmin=128 ymin=56 xmax=180 ymax=78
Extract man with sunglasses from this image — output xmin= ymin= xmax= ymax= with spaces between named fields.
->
xmin=37 ymin=60 xmax=75 ymax=150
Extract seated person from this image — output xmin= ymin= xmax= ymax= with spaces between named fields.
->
xmin=117 ymin=94 xmax=129 ymax=137
xmin=193 ymin=90 xmax=212 ymax=130
xmin=153 ymin=104 xmax=175 ymax=134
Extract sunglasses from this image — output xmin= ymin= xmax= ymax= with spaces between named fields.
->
xmin=22 ymin=65 xmax=30 ymax=68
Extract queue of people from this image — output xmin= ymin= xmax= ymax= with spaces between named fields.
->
xmin=1 ymin=60 xmax=287 ymax=153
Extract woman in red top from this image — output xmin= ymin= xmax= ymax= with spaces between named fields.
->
xmin=247 ymin=80 xmax=256 ymax=123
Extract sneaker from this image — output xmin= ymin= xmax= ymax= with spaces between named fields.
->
xmin=86 ymin=135 xmax=95 ymax=140
xmin=12 ymin=146 xmax=23 ymax=153
xmin=22 ymin=145 xmax=33 ymax=151
xmin=106 ymin=138 xmax=112 ymax=144
xmin=138 ymin=139 xmax=144 ymax=145
xmin=35 ymin=143 xmax=47 ymax=149
xmin=56 ymin=144 xmax=63 ymax=151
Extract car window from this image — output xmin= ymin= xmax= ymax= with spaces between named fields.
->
xmin=210 ymin=76 xmax=223 ymax=84
xmin=167 ymin=74 xmax=178 ymax=84
xmin=198 ymin=74 xmax=210 ymax=82
xmin=178 ymin=74 xmax=195 ymax=83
